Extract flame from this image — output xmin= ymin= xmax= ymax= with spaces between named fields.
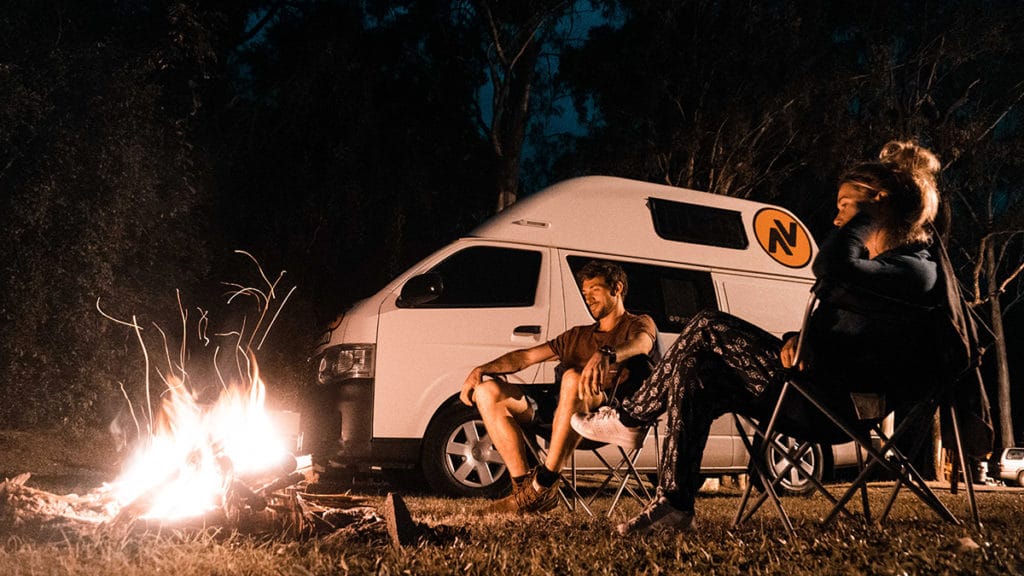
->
xmin=108 ymin=363 xmax=293 ymax=520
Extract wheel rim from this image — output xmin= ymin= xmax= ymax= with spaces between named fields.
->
xmin=443 ymin=418 xmax=507 ymax=489
xmin=766 ymin=434 xmax=817 ymax=492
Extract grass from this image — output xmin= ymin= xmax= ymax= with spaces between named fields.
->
xmin=3 ymin=482 xmax=1024 ymax=575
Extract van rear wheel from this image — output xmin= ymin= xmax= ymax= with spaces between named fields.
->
xmin=421 ymin=402 xmax=511 ymax=498
xmin=751 ymin=432 xmax=826 ymax=496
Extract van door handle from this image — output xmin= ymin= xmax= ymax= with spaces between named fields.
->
xmin=513 ymin=325 xmax=542 ymax=335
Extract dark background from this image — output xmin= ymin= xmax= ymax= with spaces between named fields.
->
xmin=1 ymin=0 xmax=1022 ymax=445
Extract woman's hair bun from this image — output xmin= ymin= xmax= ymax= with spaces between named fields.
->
xmin=878 ymin=140 xmax=940 ymax=177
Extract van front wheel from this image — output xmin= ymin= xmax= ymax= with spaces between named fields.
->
xmin=421 ymin=403 xmax=511 ymax=497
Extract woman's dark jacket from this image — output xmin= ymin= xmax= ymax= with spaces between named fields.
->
xmin=801 ymin=212 xmax=992 ymax=455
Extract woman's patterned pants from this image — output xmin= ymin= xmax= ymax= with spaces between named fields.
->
xmin=620 ymin=310 xmax=788 ymax=512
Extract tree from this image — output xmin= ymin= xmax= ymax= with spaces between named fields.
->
xmin=0 ymin=0 xmax=255 ymax=429
xmin=221 ymin=0 xmax=497 ymax=326
xmin=557 ymin=1 xmax=834 ymax=209
xmin=466 ymin=0 xmax=575 ymax=211
xmin=820 ymin=0 xmax=1024 ymax=449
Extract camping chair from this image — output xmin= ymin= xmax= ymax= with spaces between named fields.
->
xmin=732 ymin=255 xmax=988 ymax=536
xmin=731 ymin=294 xmax=873 ymax=536
xmin=523 ymin=356 xmax=660 ymax=517
xmin=524 ymin=421 xmax=658 ymax=517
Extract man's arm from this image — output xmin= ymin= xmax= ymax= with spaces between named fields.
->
xmin=578 ymin=330 xmax=655 ymax=402
xmin=460 ymin=342 xmax=557 ymax=406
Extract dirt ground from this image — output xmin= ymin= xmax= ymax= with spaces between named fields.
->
xmin=0 ymin=427 xmax=122 ymax=493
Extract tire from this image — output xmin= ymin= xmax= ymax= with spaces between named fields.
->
xmin=1017 ymin=470 xmax=1024 ymax=488
xmin=752 ymin=432 xmax=826 ymax=496
xmin=421 ymin=402 xmax=511 ymax=498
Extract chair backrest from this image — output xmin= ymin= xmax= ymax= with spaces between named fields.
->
xmin=929 ymin=235 xmax=993 ymax=456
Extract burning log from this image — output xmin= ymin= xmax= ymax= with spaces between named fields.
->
xmin=4 ymin=470 xmax=451 ymax=550
xmin=2 ymin=465 xmax=387 ymax=541
xmin=107 ymin=469 xmax=183 ymax=530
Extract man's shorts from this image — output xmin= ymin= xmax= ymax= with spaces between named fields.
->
xmin=524 ymin=384 xmax=560 ymax=429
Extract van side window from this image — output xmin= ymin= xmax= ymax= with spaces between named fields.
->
xmin=648 ymin=197 xmax=748 ymax=249
xmin=567 ymin=256 xmax=717 ymax=334
xmin=411 ymin=246 xmax=542 ymax=308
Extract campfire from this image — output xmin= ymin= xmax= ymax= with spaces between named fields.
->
xmin=0 ymin=369 xmax=389 ymax=541
xmin=0 ymin=254 xmax=421 ymax=546
xmin=0 ymin=363 xmax=426 ymax=547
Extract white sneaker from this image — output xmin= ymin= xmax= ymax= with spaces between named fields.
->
xmin=616 ymin=496 xmax=695 ymax=535
xmin=570 ymin=406 xmax=645 ymax=450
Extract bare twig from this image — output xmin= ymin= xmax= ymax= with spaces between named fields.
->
xmin=117 ymin=381 xmax=142 ymax=443
xmin=258 ymin=285 xmax=297 ymax=351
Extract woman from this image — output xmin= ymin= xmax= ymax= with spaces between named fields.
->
xmin=571 ymin=141 xmax=944 ymax=535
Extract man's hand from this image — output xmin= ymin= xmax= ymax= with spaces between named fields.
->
xmin=779 ymin=335 xmax=803 ymax=370
xmin=460 ymin=368 xmax=483 ymax=406
xmin=578 ymin=352 xmax=610 ymax=403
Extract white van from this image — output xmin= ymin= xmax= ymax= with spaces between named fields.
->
xmin=309 ymin=176 xmax=844 ymax=496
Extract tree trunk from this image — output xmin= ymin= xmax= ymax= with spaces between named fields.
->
xmin=492 ymin=39 xmax=539 ymax=213
xmin=987 ymin=241 xmax=1015 ymax=448
xmin=489 ymin=26 xmax=544 ymax=212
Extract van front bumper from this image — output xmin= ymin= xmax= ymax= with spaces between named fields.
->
xmin=305 ymin=374 xmax=420 ymax=471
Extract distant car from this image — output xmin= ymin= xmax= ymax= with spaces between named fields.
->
xmin=996 ymin=447 xmax=1024 ymax=486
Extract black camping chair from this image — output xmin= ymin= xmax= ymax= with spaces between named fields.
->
xmin=523 ymin=351 xmax=661 ymax=517
xmin=523 ymin=417 xmax=657 ymax=517
xmin=733 ymin=239 xmax=990 ymax=535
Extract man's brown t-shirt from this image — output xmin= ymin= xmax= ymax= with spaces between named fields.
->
xmin=548 ymin=312 xmax=657 ymax=395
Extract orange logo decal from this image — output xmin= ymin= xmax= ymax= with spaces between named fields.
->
xmin=753 ymin=208 xmax=812 ymax=268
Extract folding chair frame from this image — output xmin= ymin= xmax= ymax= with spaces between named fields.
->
xmin=732 ymin=295 xmax=981 ymax=535
xmin=523 ymin=426 xmax=659 ymax=517
xmin=732 ymin=410 xmax=866 ymax=537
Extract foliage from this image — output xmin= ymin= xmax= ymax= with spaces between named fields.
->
xmin=558 ymin=1 xmax=824 ymax=204
xmin=1 ymin=0 xmax=1023 ymax=438
xmin=0 ymin=0 xmax=225 ymax=430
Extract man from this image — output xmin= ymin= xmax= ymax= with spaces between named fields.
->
xmin=460 ymin=260 xmax=657 ymax=514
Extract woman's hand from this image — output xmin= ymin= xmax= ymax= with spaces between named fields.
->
xmin=779 ymin=335 xmax=804 ymax=370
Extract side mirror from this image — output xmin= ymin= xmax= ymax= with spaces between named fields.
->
xmin=397 ymin=272 xmax=444 ymax=307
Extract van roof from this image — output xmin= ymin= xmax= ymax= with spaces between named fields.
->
xmin=470 ymin=176 xmax=817 ymax=279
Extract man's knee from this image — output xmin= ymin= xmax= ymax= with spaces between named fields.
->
xmin=556 ymin=370 xmax=591 ymax=409
xmin=474 ymin=378 xmax=506 ymax=409
xmin=558 ymin=369 xmax=582 ymax=397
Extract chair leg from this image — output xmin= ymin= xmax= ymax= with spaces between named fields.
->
xmin=732 ymin=412 xmax=795 ymax=537
xmin=820 ymin=400 xmax=958 ymax=527
xmin=585 ymin=447 xmax=647 ymax=514
xmin=855 ymin=441 xmax=871 ymax=523
xmin=948 ymin=405 xmax=982 ymax=530
xmin=522 ymin=432 xmax=595 ymax=517
xmin=601 ymin=446 xmax=652 ymax=518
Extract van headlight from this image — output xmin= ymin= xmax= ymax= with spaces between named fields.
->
xmin=317 ymin=344 xmax=375 ymax=384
